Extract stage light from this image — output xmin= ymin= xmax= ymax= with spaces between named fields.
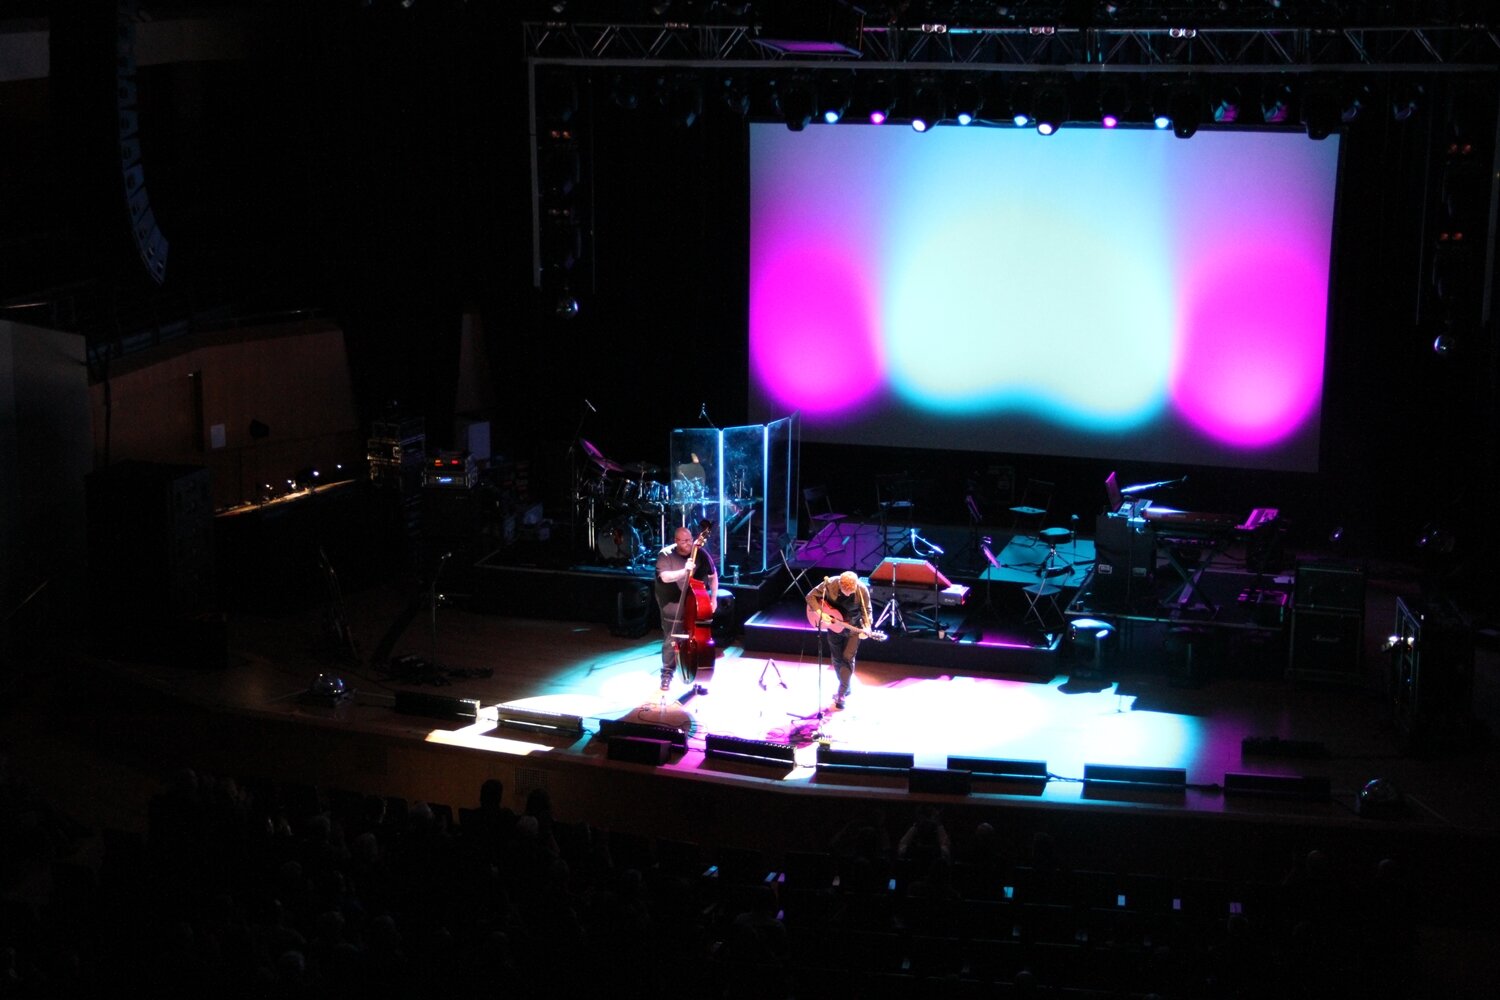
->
xmin=1341 ymin=83 xmax=1368 ymax=123
xmin=720 ymin=76 xmax=750 ymax=117
xmin=820 ymin=77 xmax=850 ymax=124
xmin=909 ymin=81 xmax=945 ymax=132
xmin=776 ymin=78 xmax=816 ymax=131
xmin=1301 ymin=80 xmax=1339 ymax=140
xmin=609 ymin=72 xmax=640 ymax=112
xmin=666 ymin=74 xmax=703 ymax=129
xmin=1260 ymin=81 xmax=1292 ymax=124
xmin=1098 ymin=80 xmax=1129 ymax=128
xmin=1033 ymin=83 xmax=1068 ymax=136
xmin=1169 ymin=84 xmax=1201 ymax=139
xmin=952 ymin=78 xmax=984 ymax=125
xmin=1391 ymin=80 xmax=1422 ymax=121
xmin=1210 ymin=84 xmax=1241 ymax=124
xmin=864 ymin=77 xmax=895 ymax=124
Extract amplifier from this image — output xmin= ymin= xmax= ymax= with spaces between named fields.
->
xmin=1287 ymin=608 xmax=1363 ymax=682
xmin=1294 ymin=561 xmax=1365 ymax=613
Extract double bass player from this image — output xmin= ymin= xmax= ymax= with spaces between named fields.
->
xmin=655 ymin=524 xmax=718 ymax=691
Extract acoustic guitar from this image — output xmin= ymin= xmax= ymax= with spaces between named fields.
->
xmin=805 ymin=604 xmax=888 ymax=642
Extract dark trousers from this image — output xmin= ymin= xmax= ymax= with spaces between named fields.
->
xmin=820 ymin=630 xmax=859 ymax=698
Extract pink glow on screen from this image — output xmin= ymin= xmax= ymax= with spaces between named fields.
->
xmin=749 ymin=241 xmax=884 ymax=414
xmin=1172 ymin=241 xmax=1327 ymax=446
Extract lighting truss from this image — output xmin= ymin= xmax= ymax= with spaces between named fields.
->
xmin=525 ymin=18 xmax=1500 ymax=73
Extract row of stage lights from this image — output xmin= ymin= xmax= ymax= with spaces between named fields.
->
xmin=588 ymin=70 xmax=1426 ymax=140
xmin=766 ymin=74 xmax=1405 ymax=140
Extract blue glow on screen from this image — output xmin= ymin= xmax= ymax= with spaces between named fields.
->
xmin=748 ymin=124 xmax=1341 ymax=471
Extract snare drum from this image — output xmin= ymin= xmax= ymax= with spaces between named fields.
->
xmin=596 ymin=519 xmax=641 ymax=563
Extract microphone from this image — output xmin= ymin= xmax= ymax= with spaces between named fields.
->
xmin=584 ymin=399 xmax=597 ymax=413
xmin=699 ymin=402 xmax=707 ymax=419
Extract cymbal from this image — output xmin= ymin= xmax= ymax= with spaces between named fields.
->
xmin=579 ymin=439 xmax=624 ymax=473
xmin=622 ymin=460 xmax=662 ymax=476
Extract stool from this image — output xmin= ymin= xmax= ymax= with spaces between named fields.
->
xmin=1037 ymin=526 xmax=1074 ymax=578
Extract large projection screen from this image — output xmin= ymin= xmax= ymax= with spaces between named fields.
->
xmin=747 ymin=124 xmax=1342 ymax=473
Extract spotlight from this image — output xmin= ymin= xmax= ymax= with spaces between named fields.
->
xmin=776 ymin=78 xmax=816 ymax=131
xmin=609 ymin=72 xmax=640 ymax=112
xmin=1391 ymin=79 xmax=1422 ymax=122
xmin=1006 ymin=79 xmax=1033 ymax=127
xmin=555 ymin=293 xmax=580 ymax=320
xmin=1301 ymin=80 xmax=1339 ymax=140
xmin=864 ymin=77 xmax=895 ymax=124
xmin=1210 ymin=84 xmax=1241 ymax=124
xmin=1341 ymin=83 xmax=1368 ymax=123
xmin=1098 ymin=79 xmax=1129 ymax=128
xmin=1432 ymin=331 xmax=1456 ymax=356
xmin=720 ymin=76 xmax=750 ymax=117
xmin=1033 ymin=83 xmax=1068 ymax=136
xmin=665 ymin=75 xmax=703 ymax=129
xmin=909 ymin=82 xmax=945 ymax=132
xmin=820 ymin=77 xmax=850 ymax=124
xmin=952 ymin=78 xmax=984 ymax=125
xmin=1260 ymin=81 xmax=1292 ymax=124
xmin=1169 ymin=84 xmax=1201 ymax=139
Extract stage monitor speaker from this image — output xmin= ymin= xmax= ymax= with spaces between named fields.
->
xmin=704 ymin=733 xmax=796 ymax=767
xmin=607 ymin=736 xmax=672 ymax=766
xmin=815 ymin=746 xmax=915 ymax=773
xmin=1223 ymin=772 xmax=1331 ymax=802
xmin=1294 ymin=561 xmax=1366 ymax=613
xmin=947 ymin=756 xmax=1050 ymax=781
xmin=908 ymin=767 xmax=972 ymax=796
xmin=496 ymin=705 xmax=585 ymax=738
xmin=1083 ymin=763 xmax=1187 ymax=787
xmin=599 ymin=718 xmax=688 ymax=749
xmin=1288 ymin=608 xmax=1363 ymax=682
xmin=394 ymin=691 xmax=480 ymax=723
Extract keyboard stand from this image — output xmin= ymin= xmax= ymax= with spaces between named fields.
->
xmin=1153 ymin=533 xmax=1221 ymax=614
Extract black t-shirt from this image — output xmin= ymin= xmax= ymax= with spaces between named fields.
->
xmin=820 ymin=578 xmax=867 ymax=628
xmin=655 ymin=544 xmax=717 ymax=608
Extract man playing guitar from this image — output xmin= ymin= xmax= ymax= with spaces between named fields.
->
xmin=805 ymin=570 xmax=877 ymax=710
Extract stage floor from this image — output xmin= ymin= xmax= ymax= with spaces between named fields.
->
xmin=71 ymin=568 xmax=1498 ymax=837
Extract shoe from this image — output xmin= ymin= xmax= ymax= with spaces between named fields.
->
xmin=832 ymin=696 xmax=846 ymax=710
xmin=660 ymin=677 xmax=671 ymax=692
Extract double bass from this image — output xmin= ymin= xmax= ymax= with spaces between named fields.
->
xmin=673 ymin=520 xmax=717 ymax=683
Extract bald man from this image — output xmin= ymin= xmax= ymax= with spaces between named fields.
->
xmin=805 ymin=570 xmax=872 ymax=710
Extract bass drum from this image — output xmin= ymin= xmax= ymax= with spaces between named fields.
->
xmin=596 ymin=519 xmax=642 ymax=563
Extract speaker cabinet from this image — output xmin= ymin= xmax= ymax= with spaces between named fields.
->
xmin=1287 ymin=608 xmax=1363 ymax=682
xmin=394 ymin=691 xmax=480 ymax=722
xmin=1294 ymin=561 xmax=1366 ymax=613
xmin=1092 ymin=513 xmax=1153 ymax=602
xmin=607 ymin=736 xmax=672 ymax=766
xmin=908 ymin=768 xmax=972 ymax=796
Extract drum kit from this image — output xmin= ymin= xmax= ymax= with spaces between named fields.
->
xmin=578 ymin=440 xmax=711 ymax=566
